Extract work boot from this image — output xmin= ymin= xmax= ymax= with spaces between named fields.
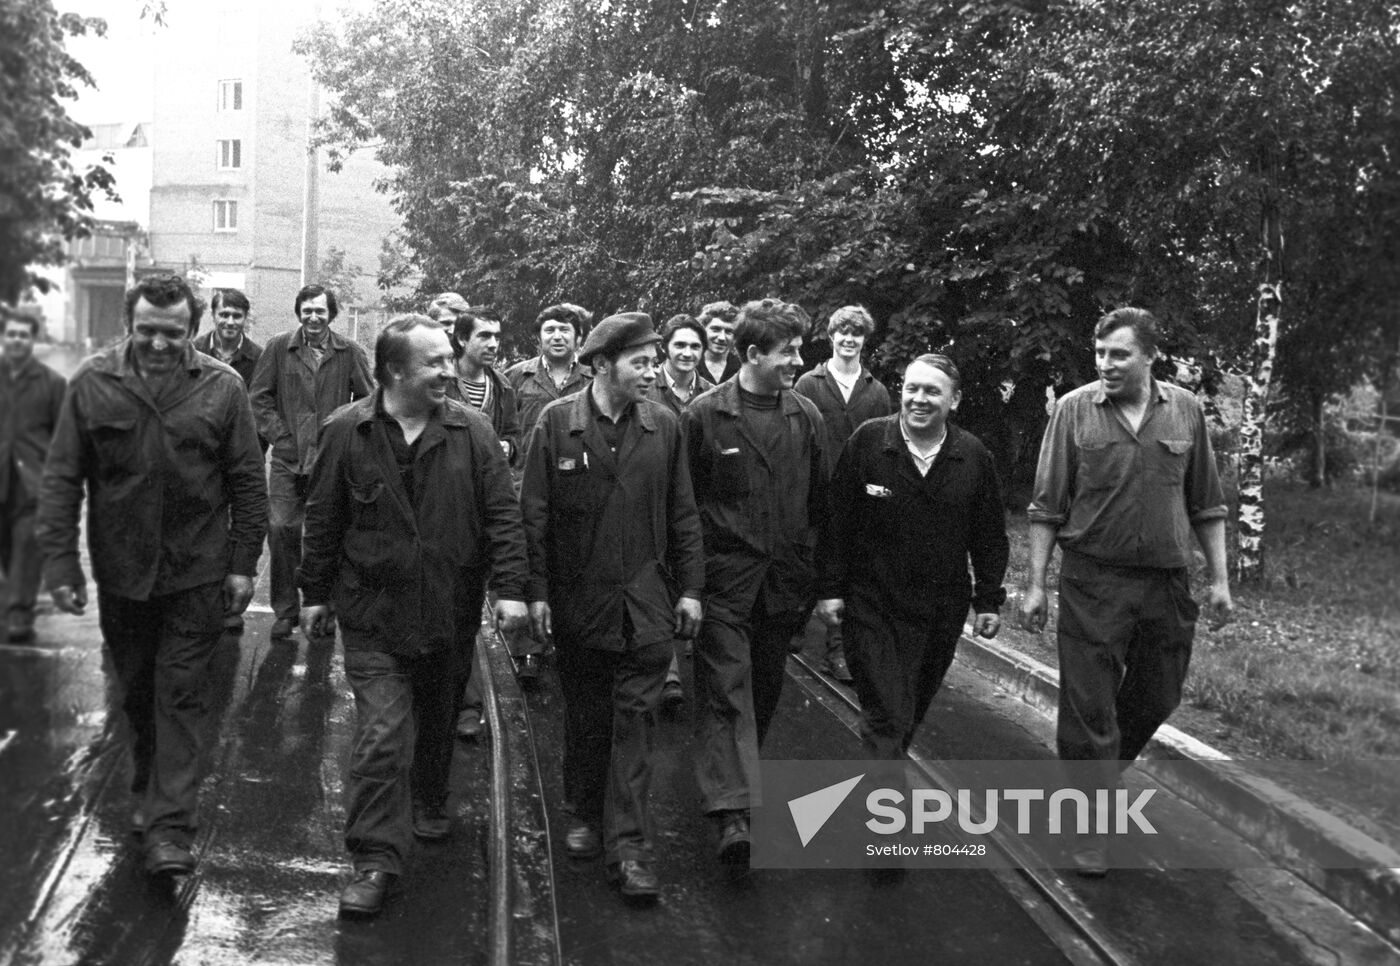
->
xmin=144 ymin=841 xmax=196 ymax=876
xmin=223 ymin=614 xmax=245 ymax=634
xmin=515 ymin=653 xmax=542 ymax=687
xmin=607 ymin=859 xmax=660 ymax=902
xmin=456 ymin=710 xmax=487 ymax=740
xmin=565 ymin=823 xmax=602 ymax=859
xmin=270 ymin=616 xmax=297 ymax=640
xmin=339 ymin=870 xmax=394 ymax=918
xmin=660 ymin=677 xmax=685 ymax=711
xmin=716 ymin=810 xmax=751 ymax=866
xmin=412 ymin=802 xmax=451 ymax=841
xmin=821 ymin=648 xmax=853 ymax=683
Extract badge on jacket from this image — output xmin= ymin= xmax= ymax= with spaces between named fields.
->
xmin=558 ymin=457 xmax=577 ymax=471
xmin=865 ymin=483 xmax=892 ymax=498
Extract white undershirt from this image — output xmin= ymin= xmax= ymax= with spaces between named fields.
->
xmin=830 ymin=367 xmax=858 ymax=402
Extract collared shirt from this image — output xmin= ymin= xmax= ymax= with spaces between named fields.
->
xmin=900 ymin=423 xmax=946 ymax=477
xmin=504 ymin=354 xmax=592 ymax=440
xmin=1027 ymin=378 xmax=1227 ymax=568
xmin=794 ymin=361 xmax=893 ymax=456
xmin=193 ymin=330 xmax=263 ymax=388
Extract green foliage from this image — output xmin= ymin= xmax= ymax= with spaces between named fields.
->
xmin=0 ymin=1 xmax=117 ymax=302
xmin=319 ymin=245 xmax=365 ymax=309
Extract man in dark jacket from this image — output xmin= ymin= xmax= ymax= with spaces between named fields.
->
xmin=521 ymin=312 xmax=704 ymax=902
xmin=795 ymin=304 xmax=893 ymax=682
xmin=192 ymin=288 xmax=263 ymax=388
xmin=299 ymin=314 xmax=529 ymax=918
xmin=816 ymin=353 xmax=1009 ymax=759
xmin=1 ymin=308 xmax=66 ymax=642
xmin=683 ymin=298 xmax=829 ymax=866
xmin=249 ymin=284 xmax=373 ymax=639
xmin=505 ymin=302 xmax=593 ymax=438
xmin=36 ymin=273 xmax=267 ymax=877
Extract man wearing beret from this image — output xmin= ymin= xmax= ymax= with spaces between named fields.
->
xmin=521 ymin=312 xmax=705 ymax=902
xmin=683 ymin=299 xmax=830 ymax=866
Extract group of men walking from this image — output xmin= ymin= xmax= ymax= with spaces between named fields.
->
xmin=1 ymin=274 xmax=1232 ymax=916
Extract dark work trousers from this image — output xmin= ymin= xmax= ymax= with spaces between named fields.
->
xmin=1 ymin=468 xmax=42 ymax=634
xmin=1055 ymin=551 xmax=1198 ymax=790
xmin=98 ymin=580 xmax=224 ymax=847
xmin=844 ymin=596 xmax=969 ymax=759
xmin=343 ymin=645 xmax=459 ymax=876
xmin=693 ymin=606 xmax=807 ymax=815
xmin=267 ymin=459 xmax=308 ymax=623
xmin=556 ymin=638 xmax=671 ymax=864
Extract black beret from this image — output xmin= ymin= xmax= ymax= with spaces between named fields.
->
xmin=577 ymin=312 xmax=659 ymax=365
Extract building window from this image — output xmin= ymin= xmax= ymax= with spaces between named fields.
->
xmin=213 ymin=200 xmax=239 ymax=232
xmin=217 ymin=139 xmax=242 ymax=169
xmin=218 ymin=79 xmax=243 ymax=111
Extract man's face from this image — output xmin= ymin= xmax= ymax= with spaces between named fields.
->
xmin=746 ymin=335 xmax=803 ymax=393
xmin=214 ymin=302 xmax=247 ymax=344
xmin=665 ymin=328 xmax=703 ymax=375
xmin=598 ymin=343 xmax=658 ymax=404
xmin=705 ymin=317 xmax=734 ymax=355
xmin=539 ymin=319 xmax=577 ymax=362
xmin=298 ymin=294 xmax=332 ymax=341
xmin=130 ymin=296 xmax=194 ymax=375
xmin=831 ymin=324 xmax=866 ymax=362
xmin=901 ymin=360 xmax=960 ymax=435
xmin=462 ymin=318 xmax=501 ymax=371
xmin=433 ymin=309 xmax=462 ymax=331
xmin=1094 ymin=325 xmax=1154 ymax=400
xmin=393 ymin=325 xmax=455 ymax=410
xmin=3 ymin=320 xmax=36 ymax=365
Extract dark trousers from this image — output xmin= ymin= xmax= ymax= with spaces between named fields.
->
xmin=556 ymin=639 xmax=671 ymax=863
xmin=1055 ymin=552 xmax=1198 ymax=781
xmin=343 ymin=646 xmax=459 ymax=875
xmin=98 ymin=581 xmax=224 ymax=847
xmin=268 ymin=459 xmax=307 ymax=622
xmin=693 ymin=607 xmax=806 ymax=814
xmin=1 ymin=477 xmax=42 ymax=633
xmin=845 ymin=596 xmax=968 ymax=759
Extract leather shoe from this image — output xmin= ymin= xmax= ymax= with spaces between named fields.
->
xmin=412 ymin=803 xmax=451 ymax=840
xmin=717 ymin=811 xmax=751 ymax=866
xmin=456 ymin=710 xmax=487 ymax=740
xmin=515 ymin=653 xmax=542 ymax=686
xmin=660 ymin=678 xmax=684 ymax=710
xmin=145 ymin=841 xmax=195 ymax=876
xmin=821 ymin=652 xmax=853 ymax=683
xmin=565 ymin=823 xmax=602 ymax=859
xmin=339 ymin=870 xmax=394 ymax=917
xmin=270 ymin=617 xmax=297 ymax=640
xmin=223 ymin=614 xmax=245 ymax=634
xmin=607 ymin=859 xmax=659 ymax=901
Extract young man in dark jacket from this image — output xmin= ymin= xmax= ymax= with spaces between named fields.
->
xmin=521 ymin=312 xmax=704 ymax=901
xmin=37 ymin=273 xmax=267 ymax=877
xmin=1 ymin=308 xmax=66 ymax=642
xmin=299 ymin=315 xmax=529 ymax=917
xmin=683 ymin=299 xmax=830 ymax=866
xmin=816 ymin=354 xmax=1008 ymax=759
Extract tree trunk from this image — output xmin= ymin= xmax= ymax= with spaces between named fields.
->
xmin=1310 ymin=390 xmax=1326 ymax=488
xmin=1236 ymin=187 xmax=1282 ymax=586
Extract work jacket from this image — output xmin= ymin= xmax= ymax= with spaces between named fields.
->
xmin=0 ymin=357 xmax=66 ymax=506
xmin=505 ymin=355 xmax=592 ymax=440
xmin=682 ymin=379 xmax=829 ymax=619
xmin=445 ymin=365 xmax=523 ymax=465
xmin=36 ymin=341 xmax=268 ymax=600
xmin=249 ymin=327 xmax=372 ymax=473
xmin=193 ymin=331 xmax=263 ymax=388
xmin=818 ymin=417 xmax=1009 ymax=616
xmin=520 ymin=391 xmax=704 ymax=652
xmin=794 ymin=361 xmax=893 ymax=454
xmin=299 ymin=394 xmax=528 ymax=660
xmin=650 ymin=365 xmax=714 ymax=418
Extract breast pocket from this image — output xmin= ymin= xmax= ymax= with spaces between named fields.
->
xmin=1076 ymin=440 xmax=1126 ymax=493
xmin=349 ymin=479 xmax=387 ymax=530
xmin=710 ymin=448 xmax=750 ymax=497
xmin=87 ymin=418 xmax=138 ymax=471
xmin=1154 ymin=439 xmax=1191 ymax=486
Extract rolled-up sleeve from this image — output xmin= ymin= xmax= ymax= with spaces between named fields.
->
xmin=1026 ymin=396 xmax=1075 ymax=526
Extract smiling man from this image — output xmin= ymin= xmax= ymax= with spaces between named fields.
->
xmin=816 ymin=353 xmax=1008 ymax=759
xmin=249 ymin=284 xmax=373 ymax=640
xmin=36 ymin=273 xmax=267 ymax=877
xmin=193 ymin=288 xmax=263 ymax=389
xmin=506 ymin=303 xmax=593 ymax=438
xmin=683 ymin=298 xmax=830 ymax=867
xmin=299 ymin=315 xmax=529 ymax=917
xmin=520 ymin=312 xmax=704 ymax=902
xmin=1018 ymin=307 xmax=1233 ymax=878
xmin=697 ymin=300 xmax=741 ymax=385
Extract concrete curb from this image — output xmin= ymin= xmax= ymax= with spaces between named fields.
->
xmin=959 ymin=630 xmax=1400 ymax=947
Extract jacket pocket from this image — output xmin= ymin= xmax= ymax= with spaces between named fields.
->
xmin=710 ymin=449 xmax=750 ymax=496
xmin=350 ymin=479 xmax=387 ymax=530
xmin=87 ymin=418 xmax=138 ymax=471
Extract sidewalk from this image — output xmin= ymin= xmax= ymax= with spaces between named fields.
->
xmin=957 ymin=625 xmax=1400 ymax=948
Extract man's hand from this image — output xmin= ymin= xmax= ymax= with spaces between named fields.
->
xmin=815 ymin=598 xmax=844 ymax=627
xmin=1203 ymin=579 xmax=1234 ymax=631
xmin=224 ymin=575 xmax=254 ymax=617
xmin=301 ymin=603 xmax=336 ymax=639
xmin=52 ymin=585 xmax=87 ymax=616
xmin=1017 ymin=585 xmax=1048 ymax=633
xmin=973 ymin=612 xmax=1001 ymax=638
xmin=529 ymin=601 xmax=552 ymax=642
xmin=495 ymin=599 xmax=529 ymax=636
xmin=674 ymin=596 xmax=703 ymax=639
